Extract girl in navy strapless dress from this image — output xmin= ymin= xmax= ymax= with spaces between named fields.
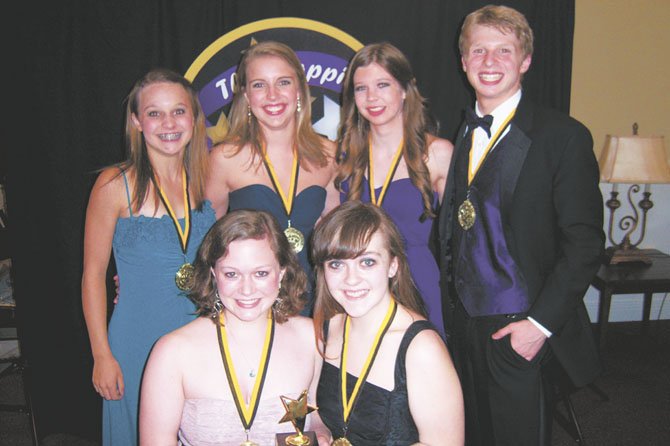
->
xmin=335 ymin=42 xmax=453 ymax=337
xmin=206 ymin=42 xmax=339 ymax=315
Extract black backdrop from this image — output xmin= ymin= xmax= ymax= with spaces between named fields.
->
xmin=8 ymin=0 xmax=574 ymax=440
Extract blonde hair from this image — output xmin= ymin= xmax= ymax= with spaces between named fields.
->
xmin=121 ymin=68 xmax=208 ymax=213
xmin=459 ymin=4 xmax=534 ymax=58
xmin=224 ymin=41 xmax=329 ymax=170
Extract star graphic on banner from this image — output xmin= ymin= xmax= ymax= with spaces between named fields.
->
xmin=206 ymin=111 xmax=230 ymax=145
xmin=312 ymin=95 xmax=340 ymax=141
xmin=279 ymin=389 xmax=317 ymax=424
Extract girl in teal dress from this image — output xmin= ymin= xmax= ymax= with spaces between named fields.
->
xmin=82 ymin=69 xmax=215 ymax=445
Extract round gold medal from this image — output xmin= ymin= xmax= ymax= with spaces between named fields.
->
xmin=458 ymin=199 xmax=476 ymax=230
xmin=331 ymin=438 xmax=352 ymax=446
xmin=284 ymin=226 xmax=305 ymax=253
xmin=175 ymin=262 xmax=195 ymax=291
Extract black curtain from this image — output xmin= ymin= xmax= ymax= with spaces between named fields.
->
xmin=9 ymin=0 xmax=574 ymax=440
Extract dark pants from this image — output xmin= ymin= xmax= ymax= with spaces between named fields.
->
xmin=450 ymin=299 xmax=552 ymax=446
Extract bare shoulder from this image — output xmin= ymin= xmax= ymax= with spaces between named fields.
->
xmin=426 ymin=135 xmax=454 ymax=166
xmin=282 ymin=315 xmax=316 ymax=339
xmin=405 ymin=325 xmax=449 ymax=364
xmin=210 ymin=142 xmax=242 ymax=164
xmin=88 ymin=167 xmax=130 ymax=213
xmin=153 ymin=318 xmax=210 ymax=353
xmin=93 ymin=166 xmax=126 ymax=192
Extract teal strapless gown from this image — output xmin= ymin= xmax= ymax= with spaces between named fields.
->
xmin=228 ymin=184 xmax=326 ymax=315
xmin=103 ymin=201 xmax=216 ymax=446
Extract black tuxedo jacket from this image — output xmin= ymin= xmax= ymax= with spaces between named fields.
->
xmin=438 ymin=95 xmax=605 ymax=387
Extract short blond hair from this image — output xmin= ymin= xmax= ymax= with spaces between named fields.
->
xmin=459 ymin=4 xmax=534 ymax=58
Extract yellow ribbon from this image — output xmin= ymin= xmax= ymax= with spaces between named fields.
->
xmin=217 ymin=311 xmax=274 ymax=429
xmin=340 ymin=298 xmax=397 ymax=422
xmin=468 ymin=109 xmax=517 ymax=184
xmin=153 ymin=168 xmax=191 ymax=253
xmin=368 ymin=137 xmax=404 ymax=206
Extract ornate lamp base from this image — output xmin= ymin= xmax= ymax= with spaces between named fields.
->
xmin=604 ymin=246 xmax=653 ymax=265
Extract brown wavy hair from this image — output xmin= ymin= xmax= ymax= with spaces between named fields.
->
xmin=189 ymin=209 xmax=307 ymax=323
xmin=119 ymin=68 xmax=208 ymax=213
xmin=311 ymin=200 xmax=426 ymax=348
xmin=223 ymin=41 xmax=329 ymax=171
xmin=335 ymin=42 xmax=436 ymax=221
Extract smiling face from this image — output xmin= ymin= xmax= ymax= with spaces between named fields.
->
xmin=353 ymin=62 xmax=406 ymax=130
xmin=131 ymin=81 xmax=194 ymax=159
xmin=323 ymin=231 xmax=398 ymax=319
xmin=212 ymin=237 xmax=285 ymax=323
xmin=461 ymin=24 xmax=531 ymax=114
xmin=244 ymin=55 xmax=300 ymax=133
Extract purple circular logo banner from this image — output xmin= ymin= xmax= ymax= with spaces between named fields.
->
xmin=185 ymin=18 xmax=363 ymax=145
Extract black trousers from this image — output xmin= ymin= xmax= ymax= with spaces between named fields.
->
xmin=450 ymin=299 xmax=552 ymax=446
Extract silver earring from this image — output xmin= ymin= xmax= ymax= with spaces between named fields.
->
xmin=296 ymin=96 xmax=301 ymax=113
xmin=211 ymin=291 xmax=223 ymax=318
xmin=273 ymin=295 xmax=284 ymax=310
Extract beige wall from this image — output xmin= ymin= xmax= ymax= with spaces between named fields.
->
xmin=572 ymin=1 xmax=670 ymax=321
xmin=571 ymin=0 xmax=670 ymax=159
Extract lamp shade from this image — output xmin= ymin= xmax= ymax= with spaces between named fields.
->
xmin=598 ymin=135 xmax=670 ymax=184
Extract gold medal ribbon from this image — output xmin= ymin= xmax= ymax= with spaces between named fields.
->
xmin=151 ymin=168 xmax=192 ymax=254
xmin=261 ymin=144 xmax=300 ymax=222
xmin=467 ymin=109 xmax=517 ymax=184
xmin=368 ymin=137 xmax=404 ymax=207
xmin=217 ymin=311 xmax=275 ymax=430
xmin=340 ymin=298 xmax=398 ymax=424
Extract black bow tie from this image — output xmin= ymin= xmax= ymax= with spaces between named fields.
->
xmin=465 ymin=107 xmax=493 ymax=138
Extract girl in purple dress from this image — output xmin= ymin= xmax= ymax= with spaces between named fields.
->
xmin=336 ymin=42 xmax=453 ymax=336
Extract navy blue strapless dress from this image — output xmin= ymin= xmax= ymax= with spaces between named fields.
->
xmin=228 ymin=184 xmax=326 ymax=314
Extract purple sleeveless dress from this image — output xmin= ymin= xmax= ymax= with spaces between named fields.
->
xmin=341 ymin=178 xmax=445 ymax=336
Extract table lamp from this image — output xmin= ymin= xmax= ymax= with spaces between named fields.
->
xmin=598 ymin=123 xmax=670 ymax=264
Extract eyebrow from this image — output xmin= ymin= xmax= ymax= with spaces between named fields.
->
xmin=141 ymin=102 xmax=187 ymax=111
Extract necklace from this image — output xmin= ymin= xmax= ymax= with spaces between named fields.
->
xmin=225 ymin=325 xmax=257 ymax=378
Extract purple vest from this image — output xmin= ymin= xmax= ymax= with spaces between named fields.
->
xmin=451 ymin=135 xmax=530 ymax=316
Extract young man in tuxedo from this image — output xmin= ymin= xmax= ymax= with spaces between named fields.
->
xmin=438 ymin=5 xmax=604 ymax=445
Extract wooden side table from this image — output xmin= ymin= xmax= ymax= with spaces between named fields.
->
xmin=591 ymin=249 xmax=670 ymax=349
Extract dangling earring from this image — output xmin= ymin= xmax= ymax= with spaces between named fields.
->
xmin=296 ymin=96 xmax=302 ymax=113
xmin=247 ymin=104 xmax=252 ymax=124
xmin=272 ymin=295 xmax=284 ymax=315
xmin=212 ymin=291 xmax=223 ymax=319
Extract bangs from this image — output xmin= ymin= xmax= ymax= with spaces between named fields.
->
xmin=322 ymin=219 xmax=380 ymax=261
